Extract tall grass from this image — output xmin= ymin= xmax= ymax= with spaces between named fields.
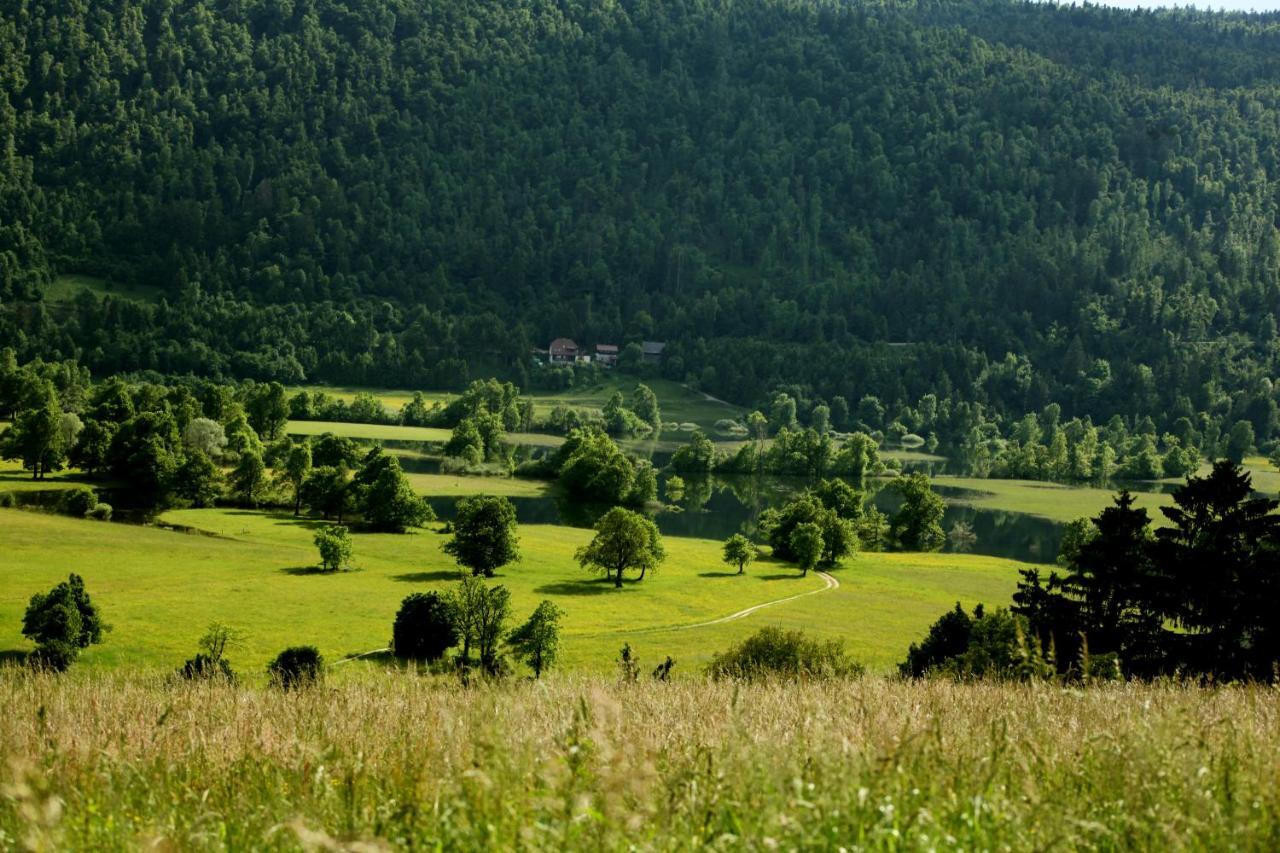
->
xmin=0 ymin=673 xmax=1277 ymax=850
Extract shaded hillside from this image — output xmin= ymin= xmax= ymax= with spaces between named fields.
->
xmin=1 ymin=0 xmax=1277 ymax=442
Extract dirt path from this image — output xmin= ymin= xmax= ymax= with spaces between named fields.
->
xmin=334 ymin=647 xmax=389 ymax=665
xmin=678 ymin=571 xmax=839 ymax=630
xmin=337 ymin=571 xmax=841 ymax=660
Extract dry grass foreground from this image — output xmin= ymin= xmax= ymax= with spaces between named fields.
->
xmin=0 ymin=674 xmax=1277 ymax=850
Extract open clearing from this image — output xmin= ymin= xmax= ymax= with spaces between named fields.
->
xmin=0 ymin=507 xmax=1024 ymax=676
xmin=41 ymin=273 xmax=163 ymax=304
xmin=295 ymin=376 xmax=744 ymax=434
xmin=0 ymin=458 xmax=94 ymax=493
xmin=285 ymin=418 xmax=565 ymax=448
xmin=932 ymin=475 xmax=1176 ymax=524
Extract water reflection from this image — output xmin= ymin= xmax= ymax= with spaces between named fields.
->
xmin=8 ymin=437 xmax=1065 ymax=565
xmin=422 ymin=471 xmax=1065 ymax=564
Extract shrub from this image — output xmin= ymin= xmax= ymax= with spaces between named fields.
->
xmin=87 ymin=502 xmax=113 ymax=521
xmin=22 ymin=574 xmax=105 ymax=671
xmin=179 ymin=622 xmax=241 ymax=681
xmin=900 ymin=604 xmax=1051 ymax=681
xmin=392 ymin=592 xmax=459 ymax=662
xmin=28 ymin=641 xmax=77 ymax=673
xmin=707 ymin=627 xmax=863 ymax=680
xmin=268 ymin=646 xmax=324 ymax=689
xmin=178 ymin=653 xmax=234 ymax=682
xmin=59 ymin=486 xmax=97 ymax=518
xmin=900 ymin=603 xmax=973 ymax=678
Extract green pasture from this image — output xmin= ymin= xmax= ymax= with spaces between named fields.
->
xmin=285 ymin=418 xmax=564 ymax=448
xmin=404 ymin=471 xmax=551 ymax=498
xmin=526 ymin=376 xmax=744 ymax=429
xmin=0 ymin=507 xmax=1025 ymax=676
xmin=932 ymin=476 xmax=1175 ymax=524
xmin=42 ymin=274 xmax=162 ymax=304
xmin=0 ymin=458 xmax=90 ymax=493
xmin=295 ymin=376 xmax=744 ymax=434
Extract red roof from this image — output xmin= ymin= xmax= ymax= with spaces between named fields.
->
xmin=549 ymin=338 xmax=578 ymax=355
xmin=596 ymin=344 xmax=619 ymax=353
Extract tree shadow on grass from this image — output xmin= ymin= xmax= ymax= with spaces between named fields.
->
xmin=756 ymin=572 xmax=807 ymax=581
xmin=223 ymin=510 xmax=331 ymax=531
xmin=534 ymin=578 xmax=627 ymax=596
xmin=278 ymin=565 xmax=353 ymax=576
xmin=697 ymin=571 xmax=742 ymax=578
xmin=0 ymin=650 xmax=30 ymax=666
xmin=339 ymin=649 xmax=397 ymax=666
xmin=390 ymin=570 xmax=462 ymax=583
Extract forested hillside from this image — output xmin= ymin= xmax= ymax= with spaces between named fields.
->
xmin=2 ymin=0 xmax=1279 ymax=447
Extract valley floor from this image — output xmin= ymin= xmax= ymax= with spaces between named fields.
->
xmin=0 ymin=506 xmax=1021 ymax=676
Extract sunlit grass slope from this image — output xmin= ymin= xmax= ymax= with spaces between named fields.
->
xmin=933 ymin=476 xmax=1175 ymax=524
xmin=0 ymin=507 xmax=1024 ymax=675
xmin=295 ymin=376 xmax=743 ymax=432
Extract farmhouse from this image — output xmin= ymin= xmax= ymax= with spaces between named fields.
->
xmin=642 ymin=341 xmax=666 ymax=363
xmin=595 ymin=343 xmax=619 ymax=367
xmin=549 ymin=338 xmax=579 ymax=364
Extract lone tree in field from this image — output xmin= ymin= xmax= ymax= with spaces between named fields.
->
xmin=722 ymin=533 xmax=757 ymax=575
xmin=392 ymin=592 xmax=459 ymax=662
xmin=790 ymin=522 xmax=824 ymax=577
xmin=314 ymin=525 xmax=353 ymax=572
xmin=22 ymin=573 xmax=105 ymax=671
xmin=576 ymin=507 xmax=666 ymax=588
xmin=443 ymin=494 xmax=520 ymax=577
xmin=507 ymin=600 xmax=563 ymax=678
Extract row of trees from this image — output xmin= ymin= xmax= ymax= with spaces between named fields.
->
xmin=0 ymin=353 xmax=436 ymax=528
xmin=903 ymin=460 xmax=1280 ymax=683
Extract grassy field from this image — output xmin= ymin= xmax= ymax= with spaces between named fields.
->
xmin=0 ymin=675 xmax=1275 ymax=850
xmin=0 ymin=458 xmax=92 ymax=493
xmin=285 ymin=418 xmax=565 ymax=448
xmin=932 ymin=475 xmax=1175 ymax=524
xmin=0 ymin=507 xmax=1023 ymax=675
xmin=296 ymin=375 xmax=744 ymax=434
xmin=404 ymin=471 xmax=552 ymax=498
xmin=41 ymin=273 xmax=162 ymax=303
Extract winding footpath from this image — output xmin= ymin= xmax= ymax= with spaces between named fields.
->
xmin=336 ymin=571 xmax=841 ymax=662
xmin=678 ymin=571 xmax=839 ymax=630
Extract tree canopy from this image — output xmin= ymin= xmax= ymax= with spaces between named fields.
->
xmin=2 ymin=0 xmax=1280 ymax=450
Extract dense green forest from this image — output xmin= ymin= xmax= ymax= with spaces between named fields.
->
xmin=2 ymin=0 xmax=1279 ymax=453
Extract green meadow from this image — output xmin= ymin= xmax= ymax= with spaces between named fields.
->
xmin=0 ymin=458 xmax=92 ymax=493
xmin=285 ymin=418 xmax=565 ymax=448
xmin=41 ymin=273 xmax=162 ymax=304
xmin=0 ymin=506 xmax=1023 ymax=677
xmin=294 ymin=375 xmax=743 ymax=433
xmin=931 ymin=476 xmax=1176 ymax=524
